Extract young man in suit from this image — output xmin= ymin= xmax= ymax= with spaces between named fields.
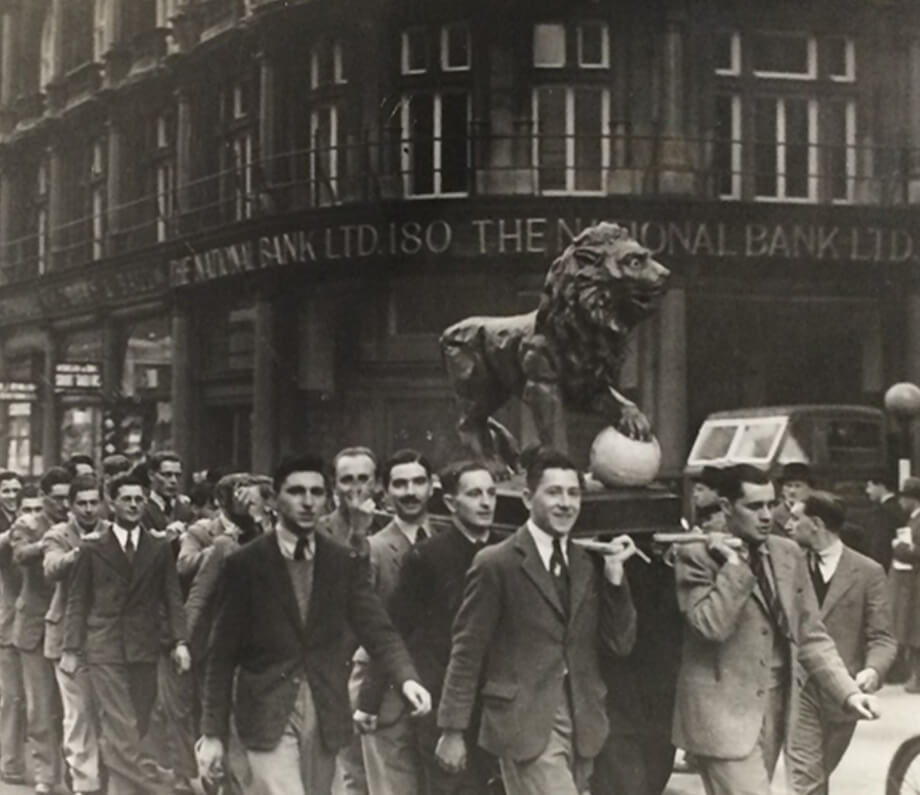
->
xmin=352 ymin=449 xmax=433 ymax=795
xmin=865 ymin=474 xmax=906 ymax=572
xmin=0 ymin=472 xmax=26 ymax=785
xmin=672 ymin=464 xmax=880 ymax=795
xmin=196 ymin=455 xmax=431 ymax=795
xmin=140 ymin=450 xmax=193 ymax=535
xmin=436 ymin=447 xmax=638 ymax=795
xmin=786 ymin=491 xmax=896 ymax=795
xmin=43 ymin=474 xmax=109 ymax=795
xmin=11 ymin=467 xmax=71 ymax=794
xmin=61 ymin=473 xmax=190 ymax=795
xmin=369 ymin=460 xmax=501 ymax=795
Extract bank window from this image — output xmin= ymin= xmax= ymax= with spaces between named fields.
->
xmin=534 ymin=23 xmax=566 ymax=67
xmin=311 ymin=40 xmax=346 ymax=88
xmin=752 ymin=32 xmax=816 ymax=79
xmin=714 ymin=31 xmax=740 ymax=75
xmin=402 ymin=27 xmax=429 ymax=74
xmin=310 ymin=104 xmax=341 ymax=206
xmin=91 ymin=139 xmax=105 ymax=259
xmin=826 ymin=36 xmax=855 ymax=82
xmin=714 ymin=94 xmax=741 ymax=198
xmin=6 ymin=402 xmax=32 ymax=476
xmin=441 ymin=24 xmax=470 ymax=71
xmin=827 ymin=100 xmax=856 ymax=202
xmin=577 ymin=21 xmax=609 ymax=68
xmin=154 ymin=114 xmax=175 ymax=242
xmin=533 ymin=86 xmax=609 ymax=194
xmin=753 ymin=96 xmax=818 ymax=201
xmin=401 ymin=92 xmax=469 ymax=197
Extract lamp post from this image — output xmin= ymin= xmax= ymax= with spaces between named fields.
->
xmin=884 ymin=382 xmax=920 ymax=485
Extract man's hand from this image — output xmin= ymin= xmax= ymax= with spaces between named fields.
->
xmin=195 ymin=735 xmax=224 ymax=782
xmin=854 ymin=668 xmax=881 ymax=694
xmin=601 ymin=535 xmax=639 ymax=585
xmin=435 ymin=730 xmax=467 ymax=774
xmin=844 ymin=691 xmax=880 ymax=720
xmin=352 ymin=709 xmax=378 ymax=733
xmin=58 ymin=651 xmax=80 ymax=676
xmin=171 ymin=642 xmax=191 ymax=674
xmin=401 ymin=680 xmax=432 ymax=716
xmin=163 ymin=520 xmax=186 ymax=542
xmin=708 ymin=532 xmax=741 ymax=566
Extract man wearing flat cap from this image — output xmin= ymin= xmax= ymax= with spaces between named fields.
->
xmin=771 ymin=463 xmax=813 ymax=538
xmin=891 ymin=477 xmax=920 ymax=691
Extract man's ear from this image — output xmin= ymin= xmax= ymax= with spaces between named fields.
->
xmin=442 ymin=493 xmax=458 ymax=515
xmin=718 ymin=496 xmax=731 ymax=514
xmin=521 ymin=489 xmax=533 ymax=512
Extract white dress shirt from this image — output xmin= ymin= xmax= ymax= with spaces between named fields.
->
xmin=812 ymin=537 xmax=844 ymax=582
xmin=394 ymin=516 xmax=429 ymax=545
xmin=275 ymin=525 xmax=315 ymax=560
xmin=111 ymin=523 xmax=139 ymax=553
xmin=526 ymin=519 xmax=568 ymax=570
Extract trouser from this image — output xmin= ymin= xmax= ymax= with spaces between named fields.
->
xmin=499 ymin=694 xmax=592 ymax=795
xmin=590 ymin=731 xmax=675 ymax=795
xmin=362 ymin=713 xmax=422 ymax=795
xmin=54 ymin=659 xmax=101 ymax=793
xmin=0 ymin=645 xmax=26 ymax=779
xmin=89 ymin=662 xmax=171 ymax=795
xmin=152 ymin=652 xmax=197 ymax=779
xmin=415 ymin=717 xmax=497 ymax=795
xmin=333 ymin=735 xmax=368 ymax=795
xmin=786 ymin=682 xmax=857 ymax=795
xmin=697 ymin=681 xmax=786 ymax=795
xmin=246 ymin=680 xmax=337 ymax=795
xmin=19 ymin=647 xmax=61 ymax=788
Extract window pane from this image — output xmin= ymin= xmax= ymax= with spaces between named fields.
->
xmin=312 ymin=107 xmax=335 ymax=205
xmin=784 ymin=98 xmax=810 ymax=198
xmin=440 ymin=93 xmax=468 ymax=193
xmin=573 ymin=87 xmax=603 ymax=191
xmin=578 ymin=22 xmax=606 ymax=67
xmin=534 ymin=23 xmax=565 ymax=67
xmin=536 ymin=86 xmax=566 ymax=190
xmin=754 ymin=98 xmax=778 ymax=196
xmin=826 ymin=101 xmax=850 ymax=200
xmin=404 ymin=28 xmax=428 ymax=72
xmin=714 ymin=95 xmax=735 ymax=196
xmin=826 ymin=36 xmax=851 ymax=79
xmin=714 ymin=31 xmax=736 ymax=72
xmin=443 ymin=24 xmax=470 ymax=69
xmin=752 ymin=32 xmax=810 ymax=75
xmin=408 ymin=94 xmax=434 ymax=195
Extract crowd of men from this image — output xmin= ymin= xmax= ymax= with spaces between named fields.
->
xmin=0 ymin=444 xmax=909 ymax=795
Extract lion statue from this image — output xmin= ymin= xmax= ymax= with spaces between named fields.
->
xmin=440 ymin=221 xmax=670 ymax=475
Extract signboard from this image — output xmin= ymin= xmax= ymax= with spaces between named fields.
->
xmin=0 ymin=382 xmax=38 ymax=401
xmin=54 ymin=362 xmax=102 ymax=393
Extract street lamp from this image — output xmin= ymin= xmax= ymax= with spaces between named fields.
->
xmin=884 ymin=382 xmax=920 ymax=484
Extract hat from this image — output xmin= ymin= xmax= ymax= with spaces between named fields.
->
xmin=779 ymin=462 xmax=812 ymax=484
xmin=900 ymin=477 xmax=920 ymax=501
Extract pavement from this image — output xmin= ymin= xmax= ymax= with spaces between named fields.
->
xmin=0 ymin=686 xmax=915 ymax=794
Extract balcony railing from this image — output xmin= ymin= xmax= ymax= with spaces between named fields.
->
xmin=2 ymin=131 xmax=918 ymax=285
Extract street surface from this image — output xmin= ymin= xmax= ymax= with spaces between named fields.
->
xmin=665 ymin=685 xmax=917 ymax=795
xmin=0 ymin=685 xmax=914 ymax=794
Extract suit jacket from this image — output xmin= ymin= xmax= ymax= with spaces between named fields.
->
xmin=141 ymin=492 xmax=193 ymax=533
xmin=351 ymin=520 xmax=417 ymax=725
xmin=356 ymin=524 xmax=499 ymax=725
xmin=62 ymin=526 xmax=187 ymax=663
xmin=0 ymin=519 xmax=21 ymax=648
xmin=185 ymin=533 xmax=239 ymax=663
xmin=10 ymin=513 xmax=55 ymax=652
xmin=872 ymin=496 xmax=907 ymax=572
xmin=672 ymin=535 xmax=858 ymax=759
xmin=42 ymin=518 xmax=108 ymax=659
xmin=771 ymin=501 xmax=793 ymax=537
xmin=200 ymin=530 xmax=419 ymax=753
xmin=177 ymin=516 xmax=224 ymax=583
xmin=795 ymin=545 xmax=896 ymax=723
xmin=438 ymin=525 xmax=636 ymax=762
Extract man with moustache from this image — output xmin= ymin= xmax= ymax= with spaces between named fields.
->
xmin=672 ymin=464 xmax=880 ymax=795
xmin=353 ymin=449 xmax=434 ymax=795
xmin=61 ymin=473 xmax=190 ymax=795
xmin=320 ymin=447 xmax=388 ymax=554
xmin=11 ymin=466 xmax=71 ymax=794
xmin=366 ymin=461 xmax=501 ymax=795
xmin=437 ymin=447 xmax=638 ymax=795
xmin=196 ymin=455 xmax=431 ymax=795
xmin=43 ymin=474 xmax=108 ymax=795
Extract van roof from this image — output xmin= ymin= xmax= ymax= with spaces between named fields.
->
xmin=703 ymin=404 xmax=883 ymax=421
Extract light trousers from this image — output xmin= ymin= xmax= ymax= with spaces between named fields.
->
xmin=19 ymin=648 xmax=60 ymax=788
xmin=54 ymin=660 xmax=101 ymax=792
xmin=0 ymin=645 xmax=25 ymax=778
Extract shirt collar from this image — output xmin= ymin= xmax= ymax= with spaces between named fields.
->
xmin=814 ymin=537 xmax=844 ymax=578
xmin=526 ymin=519 xmax=567 ymax=568
xmin=394 ymin=515 xmax=429 ymax=544
xmin=451 ymin=518 xmax=490 ymax=546
xmin=912 ymin=507 xmax=920 ymax=520
xmin=275 ymin=523 xmax=314 ymax=560
xmin=150 ymin=491 xmax=168 ymax=512
xmin=111 ymin=523 xmax=139 ymax=549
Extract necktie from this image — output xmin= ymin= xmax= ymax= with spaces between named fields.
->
xmin=162 ymin=497 xmax=172 ymax=517
xmin=748 ymin=545 xmax=791 ymax=639
xmin=549 ymin=536 xmax=570 ymax=615
xmin=414 ymin=527 xmax=428 ymax=545
xmin=809 ymin=551 xmax=828 ymax=605
xmin=294 ymin=536 xmax=309 ymax=561
xmin=124 ymin=532 xmax=136 ymax=564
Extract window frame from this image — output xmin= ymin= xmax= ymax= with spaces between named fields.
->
xmin=714 ymin=30 xmax=741 ymax=76
xmin=309 ymin=103 xmax=340 ymax=207
xmin=751 ymin=32 xmax=818 ymax=80
xmin=400 ymin=91 xmax=471 ymax=199
xmin=714 ymin=94 xmax=742 ymax=199
xmin=533 ymin=23 xmax=567 ymax=69
xmin=752 ymin=95 xmax=819 ymax=203
xmin=401 ymin=27 xmax=429 ymax=75
xmin=576 ymin=21 xmax=610 ymax=69
xmin=440 ymin=23 xmax=471 ymax=72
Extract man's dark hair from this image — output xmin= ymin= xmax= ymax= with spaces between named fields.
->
xmin=189 ymin=480 xmax=215 ymax=509
xmin=40 ymin=466 xmax=72 ymax=495
xmin=522 ymin=445 xmax=582 ymax=492
xmin=108 ymin=472 xmax=147 ymax=500
xmin=440 ymin=460 xmax=492 ymax=496
xmin=381 ymin=449 xmax=432 ymax=489
xmin=66 ymin=454 xmax=95 ymax=478
xmin=69 ymin=474 xmax=102 ymax=502
xmin=273 ymin=455 xmax=328 ymax=494
xmin=803 ymin=491 xmax=846 ymax=532
xmin=696 ymin=502 xmax=723 ymax=523
xmin=867 ymin=472 xmax=897 ymax=492
xmin=17 ymin=484 xmax=40 ymax=505
xmin=102 ymin=454 xmax=132 ymax=478
xmin=0 ymin=470 xmax=21 ymax=487
xmin=147 ymin=450 xmax=182 ymax=474
xmin=716 ymin=464 xmax=770 ymax=503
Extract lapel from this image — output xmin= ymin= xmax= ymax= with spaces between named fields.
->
xmin=567 ymin=541 xmax=593 ymax=623
xmin=514 ymin=526 xmax=565 ymax=620
xmin=766 ymin=537 xmax=797 ymax=621
xmin=261 ymin=533 xmax=308 ymax=635
xmin=130 ymin=529 xmax=158 ymax=585
xmin=62 ymin=519 xmax=81 ymax=549
xmin=96 ymin=527 xmax=132 ymax=581
xmin=303 ymin=531 xmax=332 ymax=641
xmin=821 ymin=546 xmax=856 ymax=617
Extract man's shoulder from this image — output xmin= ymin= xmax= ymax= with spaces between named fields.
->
xmin=766 ymin=533 xmax=802 ymax=559
xmin=842 ymin=545 xmax=886 ymax=579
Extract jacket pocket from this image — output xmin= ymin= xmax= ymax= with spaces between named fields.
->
xmin=481 ymin=680 xmax=518 ymax=701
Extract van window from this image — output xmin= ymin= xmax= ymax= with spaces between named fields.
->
xmin=688 ymin=417 xmax=787 ymax=465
